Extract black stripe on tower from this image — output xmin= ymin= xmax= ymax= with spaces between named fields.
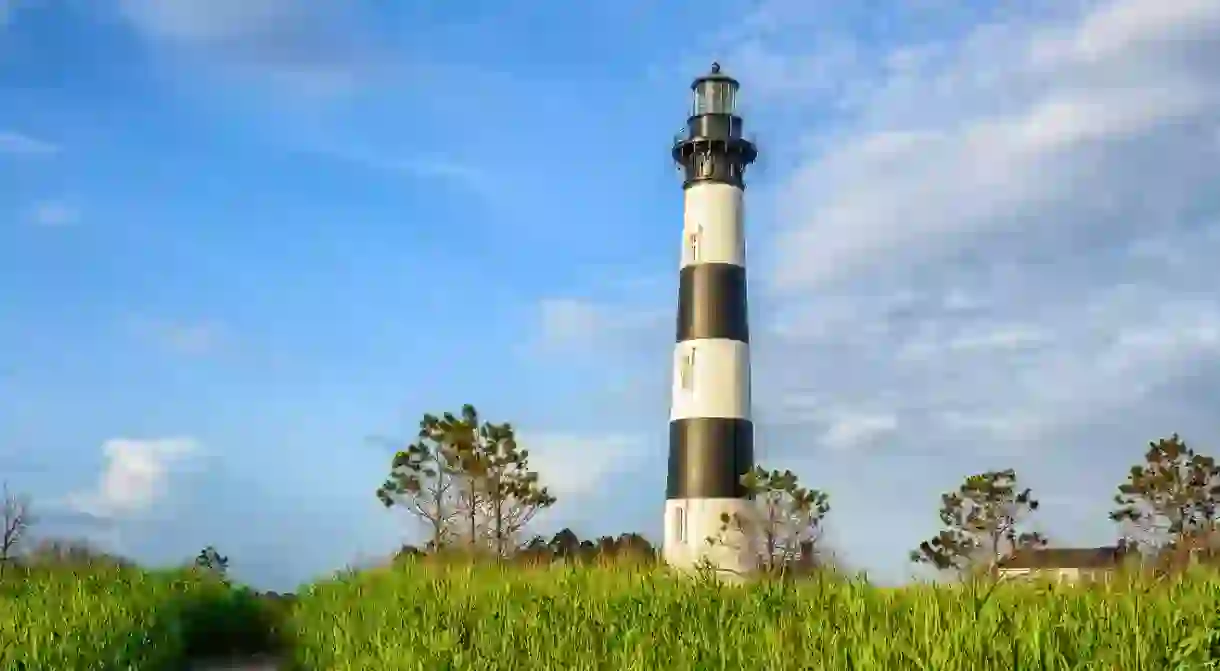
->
xmin=675 ymin=264 xmax=749 ymax=343
xmin=667 ymin=419 xmax=754 ymax=499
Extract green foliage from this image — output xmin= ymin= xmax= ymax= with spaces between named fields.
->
xmin=177 ymin=580 xmax=287 ymax=660
xmin=1173 ymin=606 xmax=1220 ymax=670
xmin=1111 ymin=433 xmax=1220 ymax=553
xmin=8 ymin=550 xmax=1220 ymax=669
xmin=518 ymin=529 xmax=656 ymax=564
xmin=377 ymin=404 xmax=555 ymax=554
xmin=911 ymin=468 xmax=1046 ymax=576
xmin=0 ymin=563 xmax=289 ymax=670
xmin=283 ymin=561 xmax=1220 ymax=670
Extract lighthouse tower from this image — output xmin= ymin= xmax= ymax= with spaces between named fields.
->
xmin=664 ymin=63 xmax=758 ymax=577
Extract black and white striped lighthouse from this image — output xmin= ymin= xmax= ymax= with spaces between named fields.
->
xmin=664 ymin=63 xmax=757 ymax=576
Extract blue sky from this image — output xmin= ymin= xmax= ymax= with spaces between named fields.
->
xmin=2 ymin=0 xmax=1219 ymax=590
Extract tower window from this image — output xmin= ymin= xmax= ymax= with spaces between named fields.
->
xmin=687 ymin=226 xmax=701 ymax=262
xmin=680 ymin=348 xmax=696 ymax=390
xmin=674 ymin=506 xmax=686 ymax=544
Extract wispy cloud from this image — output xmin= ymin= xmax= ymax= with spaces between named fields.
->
xmin=796 ymin=406 xmax=900 ymax=452
xmin=756 ymin=0 xmax=1219 ymax=291
xmin=310 ymin=143 xmax=491 ymax=193
xmin=0 ymin=131 xmax=59 ymax=156
xmin=115 ymin=0 xmax=389 ymax=97
xmin=534 ymin=298 xmax=666 ymax=352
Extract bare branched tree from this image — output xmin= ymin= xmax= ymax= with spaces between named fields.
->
xmin=714 ymin=466 xmax=831 ymax=576
xmin=1 ymin=483 xmax=33 ymax=571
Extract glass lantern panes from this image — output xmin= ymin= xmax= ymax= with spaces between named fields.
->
xmin=693 ymin=79 xmax=737 ymax=116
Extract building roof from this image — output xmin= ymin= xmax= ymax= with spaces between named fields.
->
xmin=998 ymin=546 xmax=1124 ymax=570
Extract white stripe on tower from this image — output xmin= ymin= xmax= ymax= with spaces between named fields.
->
xmin=663 ymin=63 xmax=758 ymax=579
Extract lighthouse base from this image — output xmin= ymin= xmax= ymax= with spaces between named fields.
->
xmin=662 ymin=498 xmax=757 ymax=579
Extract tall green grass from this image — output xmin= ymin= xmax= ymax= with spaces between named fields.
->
xmin=286 ymin=561 xmax=1220 ymax=671
xmin=7 ymin=559 xmax=1220 ymax=669
xmin=0 ymin=564 xmax=284 ymax=670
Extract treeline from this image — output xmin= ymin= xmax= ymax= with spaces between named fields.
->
xmin=396 ymin=529 xmax=659 ymax=564
xmin=375 ymin=405 xmax=1220 ymax=579
xmin=373 ymin=404 xmax=834 ymax=575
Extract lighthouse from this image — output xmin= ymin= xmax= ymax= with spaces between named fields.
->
xmin=664 ymin=63 xmax=758 ymax=577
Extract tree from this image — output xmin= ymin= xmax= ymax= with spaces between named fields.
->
xmin=910 ymin=468 xmax=1046 ymax=577
xmin=613 ymin=532 xmax=657 ymax=561
xmin=194 ymin=545 xmax=229 ymax=577
xmin=0 ymin=483 xmax=33 ymax=571
xmin=714 ymin=466 xmax=831 ymax=575
xmin=377 ymin=405 xmax=555 ymax=556
xmin=467 ymin=421 xmax=556 ymax=556
xmin=1110 ymin=433 xmax=1220 ymax=557
xmin=426 ymin=406 xmax=487 ymax=550
xmin=548 ymin=527 xmax=581 ymax=558
xmin=375 ymin=412 xmax=468 ymax=550
xmin=513 ymin=530 xmax=657 ymax=565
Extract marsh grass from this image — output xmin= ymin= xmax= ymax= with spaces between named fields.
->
xmin=0 ymin=564 xmax=285 ymax=670
xmin=6 ymin=558 xmax=1220 ymax=670
xmin=286 ymin=560 xmax=1220 ymax=671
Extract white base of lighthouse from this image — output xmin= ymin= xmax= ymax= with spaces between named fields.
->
xmin=662 ymin=498 xmax=757 ymax=579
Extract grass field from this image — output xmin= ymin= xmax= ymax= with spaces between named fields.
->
xmin=0 ymin=564 xmax=284 ymax=670
xmin=5 ymin=560 xmax=1220 ymax=670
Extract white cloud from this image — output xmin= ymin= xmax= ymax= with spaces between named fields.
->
xmin=67 ymin=437 xmax=201 ymax=518
xmin=29 ymin=201 xmax=78 ymax=227
xmin=115 ymin=0 xmax=383 ymax=97
xmin=720 ymin=0 xmax=1217 ymax=293
xmin=0 ymin=131 xmax=58 ymax=156
xmin=820 ymin=411 xmax=899 ymax=452
xmin=117 ymin=0 xmax=297 ymax=44
xmin=535 ymin=298 xmax=665 ymax=352
xmin=519 ymin=432 xmax=651 ymax=501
